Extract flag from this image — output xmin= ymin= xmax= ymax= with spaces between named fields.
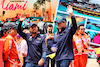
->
xmin=96 ymin=48 xmax=100 ymax=54
xmin=46 ymin=53 xmax=56 ymax=59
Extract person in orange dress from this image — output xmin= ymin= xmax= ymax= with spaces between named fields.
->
xmin=0 ymin=26 xmax=9 ymax=67
xmin=70 ymin=27 xmax=81 ymax=67
xmin=3 ymin=22 xmax=21 ymax=67
xmin=71 ymin=25 xmax=90 ymax=67
xmin=78 ymin=25 xmax=90 ymax=67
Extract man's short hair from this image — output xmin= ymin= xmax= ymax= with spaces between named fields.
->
xmin=47 ymin=24 xmax=53 ymax=28
xmin=79 ymin=24 xmax=84 ymax=28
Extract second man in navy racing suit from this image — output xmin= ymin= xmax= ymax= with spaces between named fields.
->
xmin=52 ymin=5 xmax=77 ymax=67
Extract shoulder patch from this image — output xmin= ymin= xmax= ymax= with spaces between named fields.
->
xmin=37 ymin=37 xmax=41 ymax=40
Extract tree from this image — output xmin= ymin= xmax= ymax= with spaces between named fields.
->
xmin=36 ymin=0 xmax=45 ymax=6
xmin=33 ymin=3 xmax=39 ymax=17
xmin=33 ymin=0 xmax=51 ymax=17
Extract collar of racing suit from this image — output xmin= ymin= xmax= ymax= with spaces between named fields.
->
xmin=57 ymin=27 xmax=66 ymax=33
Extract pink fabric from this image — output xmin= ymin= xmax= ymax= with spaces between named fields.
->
xmin=93 ymin=35 xmax=100 ymax=44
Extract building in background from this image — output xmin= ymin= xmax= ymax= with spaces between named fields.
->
xmin=0 ymin=0 xmax=58 ymax=22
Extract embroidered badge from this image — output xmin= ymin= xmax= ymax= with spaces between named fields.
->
xmin=29 ymin=36 xmax=32 ymax=41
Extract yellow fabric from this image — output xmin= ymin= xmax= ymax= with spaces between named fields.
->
xmin=96 ymin=48 xmax=100 ymax=54
xmin=46 ymin=53 xmax=56 ymax=59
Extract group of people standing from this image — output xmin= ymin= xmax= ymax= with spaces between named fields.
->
xmin=0 ymin=22 xmax=28 ymax=67
xmin=0 ymin=5 xmax=90 ymax=67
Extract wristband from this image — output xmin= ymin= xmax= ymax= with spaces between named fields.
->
xmin=42 ymin=52 xmax=47 ymax=58
xmin=42 ymin=58 xmax=45 ymax=62
xmin=51 ymin=47 xmax=53 ymax=52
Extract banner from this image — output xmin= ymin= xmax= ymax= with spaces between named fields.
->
xmin=54 ymin=0 xmax=100 ymax=58
xmin=0 ymin=0 xmax=58 ymax=34
xmin=0 ymin=0 xmax=57 ymax=22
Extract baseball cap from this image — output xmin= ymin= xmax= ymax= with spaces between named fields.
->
xmin=3 ymin=22 xmax=17 ymax=29
xmin=9 ymin=22 xmax=17 ymax=29
xmin=28 ymin=22 xmax=37 ymax=28
xmin=1 ymin=26 xmax=9 ymax=32
xmin=55 ymin=17 xmax=67 ymax=23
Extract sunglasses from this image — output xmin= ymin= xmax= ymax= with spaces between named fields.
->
xmin=80 ymin=28 xmax=85 ymax=30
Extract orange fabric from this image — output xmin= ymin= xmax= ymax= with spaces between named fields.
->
xmin=73 ymin=34 xmax=84 ymax=54
xmin=3 ymin=34 xmax=20 ymax=67
xmin=80 ymin=34 xmax=89 ymax=67
xmin=82 ymin=54 xmax=88 ymax=67
xmin=80 ymin=37 xmax=88 ymax=49
xmin=79 ymin=34 xmax=89 ymax=67
xmin=71 ymin=55 xmax=84 ymax=67
xmin=70 ymin=33 xmax=89 ymax=67
xmin=79 ymin=33 xmax=90 ymax=54
xmin=0 ymin=37 xmax=6 ymax=67
xmin=71 ymin=34 xmax=80 ymax=67
xmin=73 ymin=40 xmax=78 ymax=55
xmin=4 ymin=59 xmax=21 ymax=67
xmin=71 ymin=54 xmax=88 ymax=67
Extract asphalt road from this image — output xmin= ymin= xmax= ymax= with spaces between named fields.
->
xmin=86 ymin=58 xmax=99 ymax=67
